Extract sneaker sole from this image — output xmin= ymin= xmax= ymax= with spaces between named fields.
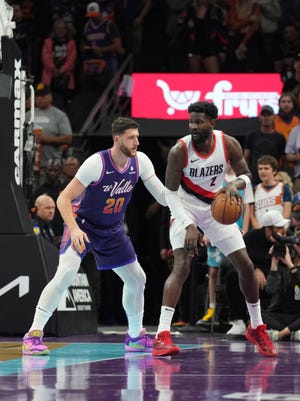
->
xmin=22 ymin=348 xmax=50 ymax=356
xmin=152 ymin=347 xmax=180 ymax=357
xmin=245 ymin=331 xmax=278 ymax=357
xmin=22 ymin=351 xmax=50 ymax=356
xmin=125 ymin=347 xmax=152 ymax=353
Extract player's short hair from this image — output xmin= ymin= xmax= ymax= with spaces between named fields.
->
xmin=112 ymin=117 xmax=139 ymax=136
xmin=188 ymin=101 xmax=218 ymax=119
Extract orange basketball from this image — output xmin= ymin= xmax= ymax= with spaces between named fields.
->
xmin=211 ymin=192 xmax=242 ymax=225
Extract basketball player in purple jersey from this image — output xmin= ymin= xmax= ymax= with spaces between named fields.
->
xmin=152 ymin=101 xmax=277 ymax=358
xmin=22 ymin=117 xmax=167 ymax=355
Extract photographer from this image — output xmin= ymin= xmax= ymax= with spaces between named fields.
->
xmin=225 ymin=210 xmax=289 ymax=337
xmin=262 ymin=211 xmax=300 ymax=341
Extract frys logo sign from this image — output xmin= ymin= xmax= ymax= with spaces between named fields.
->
xmin=131 ymin=73 xmax=282 ymax=119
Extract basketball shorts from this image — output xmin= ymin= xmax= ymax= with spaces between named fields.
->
xmin=169 ymin=200 xmax=245 ymax=256
xmin=60 ymin=217 xmax=136 ymax=270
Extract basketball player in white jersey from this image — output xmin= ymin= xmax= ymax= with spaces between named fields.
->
xmin=152 ymin=101 xmax=277 ymax=358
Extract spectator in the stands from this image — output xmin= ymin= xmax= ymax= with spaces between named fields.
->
xmin=33 ymin=158 xmax=68 ymax=241
xmin=114 ymin=0 xmax=151 ymax=67
xmin=31 ymin=194 xmax=58 ymax=247
xmin=80 ymin=2 xmax=123 ymax=93
xmin=285 ymin=124 xmax=300 ymax=192
xmin=244 ymin=105 xmax=286 ymax=186
xmin=278 ymin=1 xmax=300 ymax=31
xmin=62 ymin=156 xmax=80 ymax=182
xmin=273 ymin=23 xmax=300 ymax=84
xmin=292 ymin=84 xmax=300 ymax=118
xmin=29 ymin=83 xmax=73 ymax=178
xmin=255 ymin=0 xmax=281 ymax=72
xmin=274 ymin=92 xmax=300 ymax=141
xmin=250 ymin=155 xmax=292 ymax=229
xmin=275 ymin=170 xmax=294 ymax=197
xmin=224 ymin=0 xmax=262 ymax=72
xmin=11 ymin=1 xmax=33 ymax=73
xmin=185 ymin=0 xmax=229 ymax=73
xmin=41 ymin=18 xmax=77 ymax=112
xmin=282 ymin=53 xmax=300 ymax=93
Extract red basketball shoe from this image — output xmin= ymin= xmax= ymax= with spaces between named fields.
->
xmin=152 ymin=331 xmax=180 ymax=357
xmin=245 ymin=324 xmax=278 ymax=357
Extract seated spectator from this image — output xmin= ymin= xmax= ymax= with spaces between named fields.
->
xmin=31 ymin=194 xmax=57 ymax=247
xmin=282 ymin=53 xmax=300 ymax=92
xmin=274 ymin=92 xmax=300 ymax=141
xmin=41 ymin=18 xmax=77 ymax=111
xmin=28 ymin=83 xmax=73 ymax=180
xmin=80 ymin=2 xmax=123 ymax=93
xmin=250 ymin=155 xmax=292 ymax=228
xmin=225 ymin=210 xmax=290 ymax=337
xmin=275 ymin=170 xmax=294 ymax=196
xmin=62 ymin=156 xmax=80 ymax=182
xmin=262 ymin=232 xmax=300 ymax=342
xmin=33 ymin=158 xmax=68 ymax=242
xmin=285 ymin=123 xmax=300 ymax=192
xmin=243 ymin=105 xmax=286 ymax=186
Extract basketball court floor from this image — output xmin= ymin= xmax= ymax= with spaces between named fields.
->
xmin=0 ymin=327 xmax=299 ymax=401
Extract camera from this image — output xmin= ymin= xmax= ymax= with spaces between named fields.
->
xmin=270 ymin=231 xmax=300 ymax=258
xmin=271 ymin=243 xmax=287 ymax=258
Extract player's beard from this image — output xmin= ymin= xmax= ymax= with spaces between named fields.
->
xmin=120 ymin=144 xmax=137 ymax=158
xmin=191 ymin=129 xmax=210 ymax=145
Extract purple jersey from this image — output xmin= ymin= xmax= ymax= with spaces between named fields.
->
xmin=59 ymin=149 xmax=140 ymax=270
xmin=76 ymin=150 xmax=139 ymax=227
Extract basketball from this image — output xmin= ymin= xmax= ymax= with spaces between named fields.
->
xmin=211 ymin=192 xmax=242 ymax=225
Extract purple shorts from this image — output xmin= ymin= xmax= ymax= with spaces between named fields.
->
xmin=59 ymin=217 xmax=136 ymax=270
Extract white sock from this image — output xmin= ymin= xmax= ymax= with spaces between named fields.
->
xmin=246 ymin=300 xmax=263 ymax=329
xmin=29 ymin=306 xmax=52 ymax=332
xmin=209 ymin=303 xmax=215 ymax=309
xmin=157 ymin=306 xmax=175 ymax=336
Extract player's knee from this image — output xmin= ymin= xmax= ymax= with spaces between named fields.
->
xmin=53 ymin=254 xmax=80 ymax=291
xmin=136 ymin=266 xmax=146 ymax=287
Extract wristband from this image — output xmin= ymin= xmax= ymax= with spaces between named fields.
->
xmin=237 ymin=174 xmax=251 ymax=187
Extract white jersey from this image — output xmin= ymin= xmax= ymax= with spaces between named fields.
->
xmin=179 ymin=130 xmax=228 ymax=204
xmin=254 ymin=182 xmax=284 ymax=224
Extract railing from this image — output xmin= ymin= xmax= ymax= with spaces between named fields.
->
xmin=78 ymin=53 xmax=133 ymax=138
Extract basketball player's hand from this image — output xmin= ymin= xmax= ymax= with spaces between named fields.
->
xmin=70 ymin=227 xmax=90 ymax=254
xmin=219 ymin=183 xmax=242 ymax=206
xmin=184 ymin=224 xmax=201 ymax=256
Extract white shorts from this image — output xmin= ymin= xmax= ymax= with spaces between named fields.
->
xmin=169 ymin=199 xmax=245 ymax=256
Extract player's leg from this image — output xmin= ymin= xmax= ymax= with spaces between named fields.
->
xmin=214 ymin=230 xmax=277 ymax=357
xmin=113 ymin=261 xmax=152 ymax=352
xmin=22 ymin=246 xmax=82 ymax=355
xmin=153 ymin=248 xmax=192 ymax=356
